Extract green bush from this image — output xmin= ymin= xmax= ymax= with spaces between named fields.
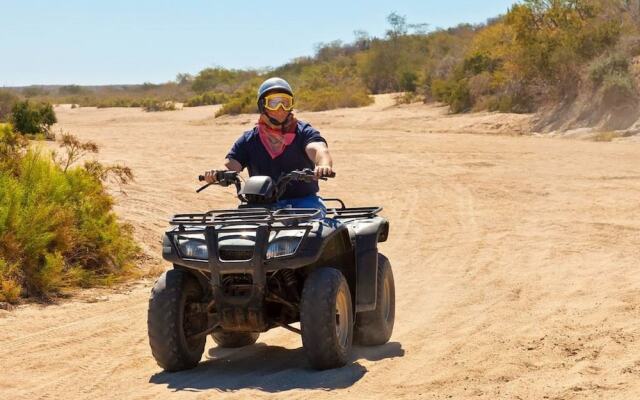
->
xmin=142 ymin=99 xmax=176 ymax=112
xmin=431 ymin=78 xmax=472 ymax=113
xmin=215 ymin=87 xmax=257 ymax=116
xmin=394 ymin=91 xmax=422 ymax=105
xmin=10 ymin=100 xmax=57 ymax=137
xmin=0 ymin=90 xmax=19 ymax=121
xmin=589 ymin=53 xmax=630 ymax=84
xmin=399 ymin=71 xmax=418 ymax=92
xmin=0 ymin=125 xmax=139 ymax=301
xmin=95 ymin=98 xmax=141 ymax=108
xmin=184 ymin=91 xmax=229 ymax=107
xmin=191 ymin=68 xmax=257 ymax=94
xmin=296 ymin=85 xmax=373 ymax=111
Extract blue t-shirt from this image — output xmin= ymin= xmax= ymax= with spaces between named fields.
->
xmin=226 ymin=120 xmax=327 ymax=199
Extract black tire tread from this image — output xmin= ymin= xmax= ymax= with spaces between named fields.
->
xmin=147 ymin=269 xmax=206 ymax=371
xmin=300 ymin=267 xmax=353 ymax=370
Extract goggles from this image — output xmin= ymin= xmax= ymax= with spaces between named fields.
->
xmin=263 ymin=93 xmax=294 ymax=111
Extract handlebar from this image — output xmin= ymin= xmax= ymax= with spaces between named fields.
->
xmin=196 ymin=168 xmax=335 ymax=199
xmin=285 ymin=168 xmax=336 ymax=182
xmin=196 ymin=170 xmax=240 ymax=193
xmin=198 ymin=170 xmax=239 ymax=185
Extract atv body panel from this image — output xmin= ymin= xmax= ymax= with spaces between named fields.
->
xmin=162 ymin=205 xmax=388 ymax=332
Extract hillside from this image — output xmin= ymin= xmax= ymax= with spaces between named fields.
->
xmin=3 ymin=1 xmax=639 ymax=136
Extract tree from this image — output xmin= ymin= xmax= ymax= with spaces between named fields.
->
xmin=353 ymin=30 xmax=371 ymax=50
xmin=175 ymin=73 xmax=193 ymax=85
xmin=386 ymin=12 xmax=408 ymax=38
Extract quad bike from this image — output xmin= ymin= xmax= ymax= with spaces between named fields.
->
xmin=147 ymin=168 xmax=394 ymax=371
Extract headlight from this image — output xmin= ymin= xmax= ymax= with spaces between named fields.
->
xmin=176 ymin=234 xmax=208 ymax=260
xmin=266 ymin=237 xmax=302 ymax=259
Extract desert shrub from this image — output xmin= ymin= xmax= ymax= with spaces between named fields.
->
xmin=296 ymin=85 xmax=373 ymax=111
xmin=601 ymin=72 xmax=638 ymax=105
xmin=191 ymin=68 xmax=257 ymax=94
xmin=394 ymin=91 xmax=423 ymax=105
xmin=278 ymin=55 xmax=374 ymax=111
xmin=592 ymin=131 xmax=622 ymax=142
xmin=95 ymin=98 xmax=137 ymax=108
xmin=0 ymin=125 xmax=138 ymax=301
xmin=431 ymin=78 xmax=472 ymax=113
xmin=0 ymin=124 xmax=28 ymax=172
xmin=399 ymin=71 xmax=418 ymax=92
xmin=10 ymin=100 xmax=57 ymax=138
xmin=0 ymin=90 xmax=19 ymax=121
xmin=215 ymin=86 xmax=257 ymax=116
xmin=184 ymin=91 xmax=229 ymax=107
xmin=142 ymin=99 xmax=176 ymax=112
xmin=589 ymin=53 xmax=630 ymax=84
xmin=467 ymin=72 xmax=494 ymax=100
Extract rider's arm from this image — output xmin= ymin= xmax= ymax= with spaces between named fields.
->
xmin=204 ymin=158 xmax=243 ymax=183
xmin=224 ymin=158 xmax=243 ymax=172
xmin=305 ymin=142 xmax=334 ymax=178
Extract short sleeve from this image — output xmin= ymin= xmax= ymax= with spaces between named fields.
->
xmin=226 ymin=133 xmax=250 ymax=168
xmin=300 ymin=123 xmax=327 ymax=148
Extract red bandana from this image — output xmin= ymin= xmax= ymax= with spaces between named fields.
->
xmin=257 ymin=114 xmax=297 ymax=159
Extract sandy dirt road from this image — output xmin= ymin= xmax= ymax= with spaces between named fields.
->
xmin=1 ymin=97 xmax=639 ymax=399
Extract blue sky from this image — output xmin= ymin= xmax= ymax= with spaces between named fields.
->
xmin=1 ymin=0 xmax=517 ymax=86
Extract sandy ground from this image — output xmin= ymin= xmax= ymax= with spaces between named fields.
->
xmin=1 ymin=96 xmax=640 ymax=399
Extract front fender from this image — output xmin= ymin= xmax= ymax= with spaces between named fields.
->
xmin=344 ymin=217 xmax=390 ymax=312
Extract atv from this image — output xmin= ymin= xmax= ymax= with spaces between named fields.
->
xmin=147 ymin=168 xmax=394 ymax=371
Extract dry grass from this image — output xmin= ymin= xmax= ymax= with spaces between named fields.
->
xmin=592 ymin=131 xmax=622 ymax=142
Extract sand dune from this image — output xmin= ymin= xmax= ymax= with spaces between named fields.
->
xmin=1 ymin=96 xmax=639 ymax=399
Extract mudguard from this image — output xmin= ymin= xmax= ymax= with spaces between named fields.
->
xmin=344 ymin=217 xmax=389 ymax=312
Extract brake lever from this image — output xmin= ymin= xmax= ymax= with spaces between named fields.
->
xmin=196 ymin=183 xmax=213 ymax=193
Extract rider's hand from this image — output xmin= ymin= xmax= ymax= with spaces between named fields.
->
xmin=204 ymin=170 xmax=219 ymax=184
xmin=314 ymin=165 xmax=333 ymax=179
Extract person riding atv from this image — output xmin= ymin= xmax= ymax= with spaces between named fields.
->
xmin=146 ymin=78 xmax=395 ymax=372
xmin=204 ymin=77 xmax=334 ymax=214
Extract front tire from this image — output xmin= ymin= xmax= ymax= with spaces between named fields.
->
xmin=300 ymin=267 xmax=353 ymax=370
xmin=211 ymin=331 xmax=259 ymax=348
xmin=147 ymin=269 xmax=206 ymax=371
xmin=354 ymin=254 xmax=395 ymax=345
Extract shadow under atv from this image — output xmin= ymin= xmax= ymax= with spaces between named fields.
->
xmin=148 ymin=341 xmax=404 ymax=393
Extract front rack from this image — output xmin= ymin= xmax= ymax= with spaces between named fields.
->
xmin=170 ymin=208 xmax=321 ymax=227
xmin=170 ymin=203 xmax=383 ymax=228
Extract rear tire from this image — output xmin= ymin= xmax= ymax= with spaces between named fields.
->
xmin=211 ymin=331 xmax=259 ymax=348
xmin=147 ymin=269 xmax=206 ymax=372
xmin=300 ymin=267 xmax=353 ymax=370
xmin=354 ymin=254 xmax=395 ymax=345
